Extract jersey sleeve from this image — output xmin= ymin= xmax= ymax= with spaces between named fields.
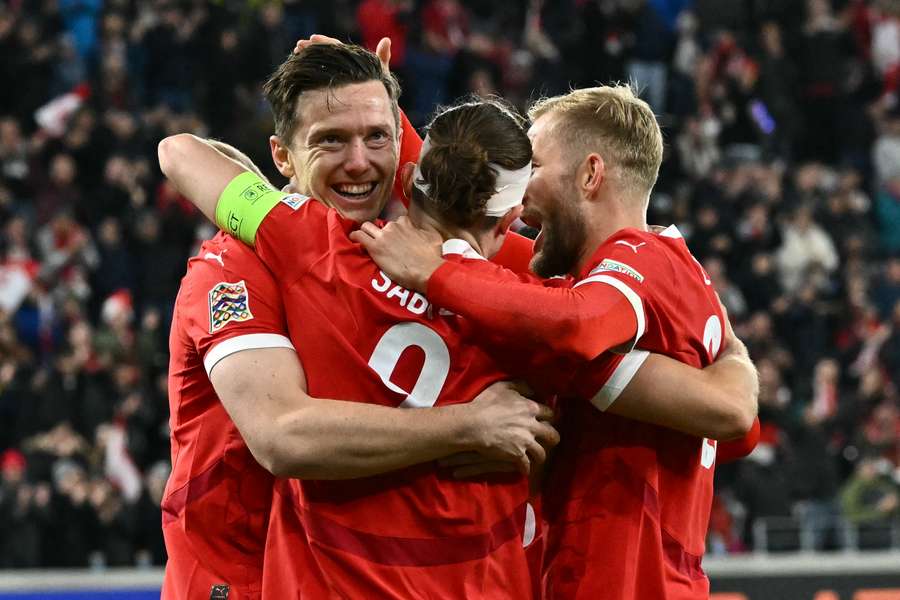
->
xmin=426 ymin=258 xmax=639 ymax=363
xmin=716 ymin=417 xmax=761 ymax=463
xmin=181 ymin=242 xmax=294 ymax=376
xmin=567 ymin=349 xmax=650 ymax=410
xmin=215 ymin=170 xmax=331 ymax=285
xmin=394 ymin=109 xmax=422 ymax=208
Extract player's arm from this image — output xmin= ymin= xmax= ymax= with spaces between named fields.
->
xmin=209 ymin=349 xmax=558 ymax=478
xmin=158 ymin=133 xmax=245 ymax=223
xmin=609 ymin=337 xmax=758 ymax=440
xmin=353 ymin=218 xmax=639 ymax=361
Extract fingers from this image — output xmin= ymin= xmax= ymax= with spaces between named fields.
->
xmin=525 ymin=439 xmax=546 ymax=467
xmin=452 ymin=462 xmax=520 ymax=479
xmin=510 ymin=380 xmax=534 ymax=398
xmin=375 ymin=37 xmax=392 ymax=74
xmin=359 ymin=221 xmax=382 ymax=237
xmin=533 ymin=402 xmax=555 ymax=422
xmin=534 ymin=421 xmax=561 ymax=449
xmin=293 ymin=34 xmax=343 ymax=54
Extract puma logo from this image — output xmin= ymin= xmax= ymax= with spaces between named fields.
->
xmin=204 ymin=250 xmax=226 ymax=267
xmin=614 ymin=240 xmax=646 ymax=254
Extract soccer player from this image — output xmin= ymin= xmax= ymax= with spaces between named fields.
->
xmin=164 ymin=81 xmax=754 ymax=600
xmin=355 ymin=85 xmax=756 ymax=598
xmin=160 ymin=54 xmax=558 ymax=600
xmin=163 ymin=42 xmax=756 ymax=598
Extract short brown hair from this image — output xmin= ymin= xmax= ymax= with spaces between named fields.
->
xmin=263 ymin=44 xmax=401 ymax=144
xmin=528 ymin=84 xmax=663 ymax=195
xmin=414 ymin=98 xmax=531 ymax=229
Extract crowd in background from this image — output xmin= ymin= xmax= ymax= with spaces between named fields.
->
xmin=1 ymin=0 xmax=899 ymax=568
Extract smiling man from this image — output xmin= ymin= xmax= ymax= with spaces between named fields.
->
xmin=263 ymin=49 xmax=401 ymax=222
xmin=159 ymin=43 xmax=557 ymax=600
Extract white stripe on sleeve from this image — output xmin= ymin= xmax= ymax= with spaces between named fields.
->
xmin=204 ymin=333 xmax=295 ymax=376
xmin=589 ymin=349 xmax=650 ymax=411
xmin=573 ymin=273 xmax=646 ymax=351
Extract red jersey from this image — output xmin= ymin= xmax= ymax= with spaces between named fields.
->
xmin=249 ymin=199 xmax=537 ymax=599
xmin=426 ymin=225 xmax=726 ymax=599
xmin=162 ymin=232 xmax=294 ymax=600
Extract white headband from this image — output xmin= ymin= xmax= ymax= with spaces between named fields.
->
xmin=412 ymin=135 xmax=531 ymax=217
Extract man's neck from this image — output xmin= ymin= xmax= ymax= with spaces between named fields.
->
xmin=408 ymin=206 xmax=487 ymax=257
xmin=574 ymin=200 xmax=648 ymax=277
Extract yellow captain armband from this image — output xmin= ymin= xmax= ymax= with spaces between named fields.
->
xmin=215 ymin=171 xmax=283 ymax=246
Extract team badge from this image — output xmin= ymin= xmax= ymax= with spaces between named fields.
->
xmin=280 ymin=193 xmax=310 ymax=210
xmin=210 ymin=584 xmax=230 ymax=599
xmin=208 ymin=280 xmax=253 ymax=333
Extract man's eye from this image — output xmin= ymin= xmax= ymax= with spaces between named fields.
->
xmin=368 ymin=131 xmax=388 ymax=143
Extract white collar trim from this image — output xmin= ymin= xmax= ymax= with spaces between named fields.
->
xmin=442 ymin=239 xmax=486 ymax=261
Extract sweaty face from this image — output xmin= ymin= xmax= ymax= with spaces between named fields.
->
xmin=523 ymin=114 xmax=588 ymax=278
xmin=288 ymin=81 xmax=399 ymax=223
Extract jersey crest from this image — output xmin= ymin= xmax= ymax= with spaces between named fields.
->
xmin=208 ymin=280 xmax=253 ymax=332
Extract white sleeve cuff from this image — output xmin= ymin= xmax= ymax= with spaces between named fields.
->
xmin=589 ymin=349 xmax=650 ymax=411
xmin=204 ymin=333 xmax=295 ymax=376
xmin=573 ymin=273 xmax=646 ymax=352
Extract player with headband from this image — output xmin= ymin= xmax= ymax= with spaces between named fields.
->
xmin=162 ymin=84 xmax=757 ymax=595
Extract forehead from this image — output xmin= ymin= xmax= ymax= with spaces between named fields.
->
xmin=527 ymin=113 xmax=561 ymax=157
xmin=295 ymin=81 xmax=396 ymax=138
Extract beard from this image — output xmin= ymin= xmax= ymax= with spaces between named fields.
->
xmin=530 ymin=199 xmax=588 ymax=278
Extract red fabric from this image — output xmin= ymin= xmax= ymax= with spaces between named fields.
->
xmin=393 ymin=109 xmax=422 ymax=207
xmin=253 ymin=201 xmax=535 ymax=597
xmin=426 ymin=246 xmax=639 ymax=362
xmin=422 ymin=0 xmax=470 ymax=53
xmin=162 ymin=233 xmax=283 ymax=599
xmin=0 ymin=449 xmax=25 ymax=472
xmin=357 ymin=0 xmax=409 ymax=65
xmin=540 ymin=227 xmax=726 ymax=599
xmin=492 ymin=231 xmax=536 ymax=274
xmin=716 ymin=417 xmax=761 ymax=464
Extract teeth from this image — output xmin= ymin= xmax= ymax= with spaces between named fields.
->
xmin=335 ymin=183 xmax=374 ymax=195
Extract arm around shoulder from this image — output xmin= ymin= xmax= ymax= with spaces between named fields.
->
xmin=210 ymin=347 xmax=558 ymax=478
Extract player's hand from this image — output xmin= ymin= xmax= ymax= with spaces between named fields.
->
xmin=714 ymin=292 xmax=742 ymax=359
xmin=459 ymin=381 xmax=560 ymax=475
xmin=350 ymin=216 xmax=444 ymax=293
xmin=294 ymin=34 xmax=342 ymax=54
xmin=294 ymin=35 xmax=392 ymax=75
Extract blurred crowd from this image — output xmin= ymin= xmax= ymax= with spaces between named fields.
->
xmin=1 ymin=0 xmax=899 ymax=568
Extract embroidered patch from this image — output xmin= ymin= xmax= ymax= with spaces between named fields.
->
xmin=592 ymin=259 xmax=644 ymax=283
xmin=280 ymin=193 xmax=310 ymax=210
xmin=210 ymin=584 xmax=230 ymax=599
xmin=208 ymin=280 xmax=253 ymax=333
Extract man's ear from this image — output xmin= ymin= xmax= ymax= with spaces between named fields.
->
xmin=581 ymin=153 xmax=605 ymax=199
xmin=270 ymin=135 xmax=294 ymax=178
xmin=400 ymin=162 xmax=416 ymax=198
xmin=496 ymin=204 xmax=524 ymax=236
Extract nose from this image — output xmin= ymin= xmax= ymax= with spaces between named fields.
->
xmin=343 ymin=138 xmax=369 ymax=176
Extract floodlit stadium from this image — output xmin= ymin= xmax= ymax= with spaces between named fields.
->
xmin=1 ymin=1 xmax=899 ymax=599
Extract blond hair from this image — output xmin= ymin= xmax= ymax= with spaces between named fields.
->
xmin=528 ymin=84 xmax=663 ymax=196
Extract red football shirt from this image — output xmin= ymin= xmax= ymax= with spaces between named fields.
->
xmin=162 ymin=232 xmax=294 ymax=600
xmin=250 ymin=200 xmax=538 ymax=599
xmin=542 ymin=226 xmax=725 ymax=600
xmin=427 ymin=225 xmax=726 ymax=599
